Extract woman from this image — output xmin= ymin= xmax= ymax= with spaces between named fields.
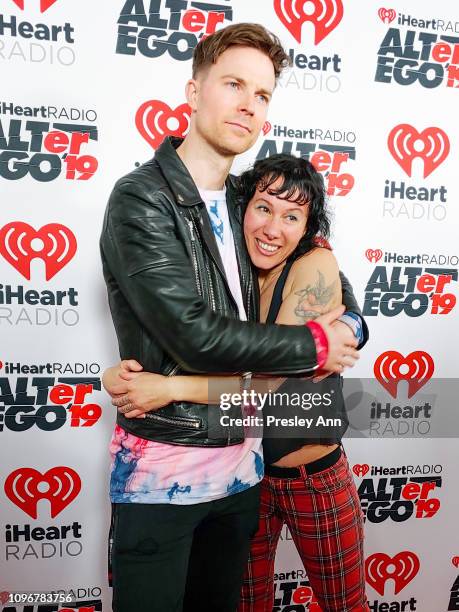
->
xmin=104 ymin=154 xmax=368 ymax=611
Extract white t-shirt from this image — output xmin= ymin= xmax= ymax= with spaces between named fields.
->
xmin=199 ymin=187 xmax=247 ymax=321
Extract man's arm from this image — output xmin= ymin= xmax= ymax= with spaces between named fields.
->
xmin=101 ymin=180 xmax=317 ymax=374
xmin=101 ymin=181 xmax=357 ymax=375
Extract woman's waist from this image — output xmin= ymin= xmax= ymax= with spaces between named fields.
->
xmin=271 ymin=443 xmax=339 ymax=468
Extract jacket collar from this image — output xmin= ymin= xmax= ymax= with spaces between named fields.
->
xmin=154 ymin=136 xmax=240 ymax=211
xmin=154 ymin=137 xmax=201 ymax=206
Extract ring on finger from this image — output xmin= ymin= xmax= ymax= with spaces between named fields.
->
xmin=113 ymin=394 xmax=130 ymax=407
xmin=118 ymin=403 xmax=133 ymax=414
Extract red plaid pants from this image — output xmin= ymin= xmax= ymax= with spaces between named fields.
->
xmin=238 ymin=452 xmax=369 ymax=612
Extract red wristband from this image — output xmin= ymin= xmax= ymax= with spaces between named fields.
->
xmin=306 ymin=321 xmax=329 ymax=369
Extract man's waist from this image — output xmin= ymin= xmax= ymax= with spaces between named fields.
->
xmin=116 ymin=400 xmax=246 ymax=447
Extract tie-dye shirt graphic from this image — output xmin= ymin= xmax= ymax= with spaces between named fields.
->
xmin=109 ymin=415 xmax=263 ymax=505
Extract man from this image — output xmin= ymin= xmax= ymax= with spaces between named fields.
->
xmin=100 ymin=23 xmax=367 ymax=612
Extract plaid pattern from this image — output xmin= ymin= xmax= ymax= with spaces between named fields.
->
xmin=238 ymin=452 xmax=369 ymax=612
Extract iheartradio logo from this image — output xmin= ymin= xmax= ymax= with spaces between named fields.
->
xmin=0 ymin=222 xmax=77 ymax=281
xmin=136 ymin=100 xmax=191 ymax=150
xmin=366 ymin=249 xmax=383 ymax=263
xmin=353 ymin=464 xmax=370 ymax=477
xmin=366 ymin=552 xmax=420 ymax=596
xmin=378 ymin=8 xmax=396 ymax=23
xmin=5 ymin=467 xmax=81 ymax=519
xmin=374 ymin=351 xmax=435 ymax=399
xmin=274 ymin=0 xmax=343 ymax=45
xmin=10 ymin=0 xmax=58 ymax=12
xmin=452 ymin=556 xmax=459 ymax=568
xmin=388 ymin=124 xmax=450 ymax=179
xmin=262 ymin=121 xmax=272 ymax=136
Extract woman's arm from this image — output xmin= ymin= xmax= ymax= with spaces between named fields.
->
xmin=103 ymin=360 xmax=240 ymax=419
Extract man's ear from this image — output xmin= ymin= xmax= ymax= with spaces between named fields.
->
xmin=185 ymin=78 xmax=199 ymax=112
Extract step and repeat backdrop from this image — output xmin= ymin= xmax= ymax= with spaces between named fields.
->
xmin=1 ymin=0 xmax=458 ymax=610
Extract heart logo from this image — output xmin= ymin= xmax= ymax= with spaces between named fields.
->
xmin=136 ymin=100 xmax=191 ymax=150
xmin=0 ymin=222 xmax=77 ymax=281
xmin=374 ymin=350 xmax=435 ymax=399
xmin=378 ymin=8 xmax=396 ymax=23
xmin=366 ymin=552 xmax=420 ymax=596
xmin=5 ymin=467 xmax=81 ymax=519
xmin=262 ymin=121 xmax=272 ymax=136
xmin=452 ymin=556 xmax=459 ymax=568
xmin=10 ymin=0 xmax=59 ymax=12
xmin=366 ymin=249 xmax=383 ymax=263
xmin=274 ymin=0 xmax=343 ymax=45
xmin=388 ymin=124 xmax=450 ymax=179
xmin=353 ymin=464 xmax=370 ymax=477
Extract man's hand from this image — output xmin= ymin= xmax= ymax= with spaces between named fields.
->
xmin=313 ymin=319 xmax=358 ymax=381
xmin=314 ymin=307 xmax=359 ymax=374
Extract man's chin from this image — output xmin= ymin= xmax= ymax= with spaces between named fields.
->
xmin=210 ymin=134 xmax=256 ymax=157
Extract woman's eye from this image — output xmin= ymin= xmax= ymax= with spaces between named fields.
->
xmin=257 ymin=205 xmax=269 ymax=213
xmin=287 ymin=215 xmax=298 ymax=222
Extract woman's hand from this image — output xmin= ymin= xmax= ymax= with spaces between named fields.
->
xmin=111 ymin=372 xmax=175 ymax=419
xmin=102 ymin=359 xmax=143 ymax=397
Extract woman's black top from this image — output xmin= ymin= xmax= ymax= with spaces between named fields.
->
xmin=262 ymin=258 xmax=348 ymax=465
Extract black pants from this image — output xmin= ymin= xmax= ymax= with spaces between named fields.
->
xmin=111 ymin=484 xmax=261 ymax=612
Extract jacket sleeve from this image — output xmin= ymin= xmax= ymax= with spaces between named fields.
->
xmin=339 ymin=270 xmax=369 ymax=349
xmin=101 ymin=181 xmax=318 ymax=374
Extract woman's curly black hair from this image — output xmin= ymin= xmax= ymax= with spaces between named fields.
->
xmin=236 ymin=153 xmax=331 ymax=260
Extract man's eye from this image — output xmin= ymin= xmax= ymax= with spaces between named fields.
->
xmin=257 ymin=95 xmax=268 ymax=104
xmin=228 ymin=81 xmax=239 ymax=88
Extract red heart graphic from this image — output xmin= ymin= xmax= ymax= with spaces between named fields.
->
xmin=10 ymin=0 xmax=58 ymax=11
xmin=262 ymin=121 xmax=272 ymax=136
xmin=374 ymin=351 xmax=435 ymax=399
xmin=136 ymin=100 xmax=191 ymax=150
xmin=452 ymin=556 xmax=459 ymax=568
xmin=366 ymin=249 xmax=383 ymax=263
xmin=274 ymin=0 xmax=343 ymax=45
xmin=388 ymin=124 xmax=450 ymax=179
xmin=353 ymin=464 xmax=370 ymax=477
xmin=366 ymin=552 xmax=419 ymax=596
xmin=378 ymin=8 xmax=396 ymax=23
xmin=41 ymin=0 xmax=58 ymax=11
xmin=0 ymin=222 xmax=77 ymax=281
xmin=5 ymin=467 xmax=81 ymax=519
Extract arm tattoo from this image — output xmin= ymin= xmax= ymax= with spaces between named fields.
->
xmin=294 ymin=270 xmax=338 ymax=324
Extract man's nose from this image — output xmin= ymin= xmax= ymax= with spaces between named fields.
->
xmin=238 ymin=90 xmax=255 ymax=115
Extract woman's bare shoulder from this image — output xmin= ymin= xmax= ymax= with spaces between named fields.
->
xmin=288 ymin=247 xmax=339 ymax=286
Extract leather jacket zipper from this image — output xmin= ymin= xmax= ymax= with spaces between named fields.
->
xmin=146 ymin=412 xmax=201 ymax=430
xmin=189 ymin=213 xmax=217 ymax=311
xmin=186 ymin=218 xmax=203 ymax=297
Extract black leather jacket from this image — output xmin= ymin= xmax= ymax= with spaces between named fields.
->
xmin=100 ymin=137 xmax=368 ymax=446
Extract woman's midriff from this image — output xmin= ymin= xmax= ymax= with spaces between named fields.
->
xmin=272 ymin=443 xmax=339 ymax=468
